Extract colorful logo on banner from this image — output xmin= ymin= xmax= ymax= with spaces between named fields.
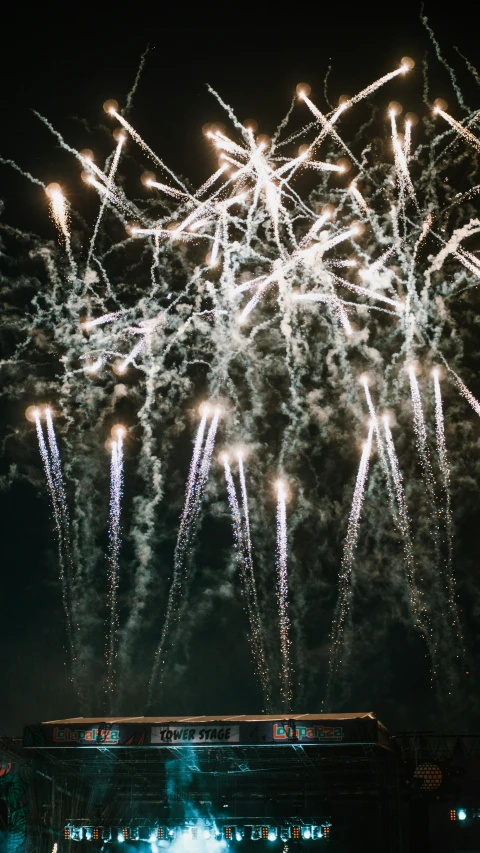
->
xmin=273 ymin=723 xmax=344 ymax=741
xmin=151 ymin=726 xmax=240 ymax=744
xmin=53 ymin=727 xmax=120 ymax=743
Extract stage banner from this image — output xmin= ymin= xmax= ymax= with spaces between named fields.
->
xmin=23 ymin=723 xmax=149 ymax=747
xmin=244 ymin=717 xmax=378 ymax=744
xmin=151 ymin=725 xmax=240 ymax=744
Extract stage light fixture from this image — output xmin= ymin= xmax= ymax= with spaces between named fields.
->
xmin=301 ymin=828 xmax=311 ymax=840
xmin=101 ymin=829 xmax=112 ymax=842
xmin=311 ymin=828 xmax=323 ymax=841
xmin=261 ymin=827 xmax=269 ymax=840
xmin=93 ymin=829 xmax=100 ymax=841
xmin=122 ymin=829 xmax=129 ymax=840
xmin=279 ymin=829 xmax=290 ymax=842
xmin=449 ymin=810 xmax=456 ymax=821
xmin=224 ymin=827 xmax=233 ymax=840
xmin=85 ymin=828 xmax=93 ymax=841
xmin=267 ymin=829 xmax=277 ymax=842
xmin=130 ymin=829 xmax=140 ymax=841
xmin=251 ymin=827 xmax=262 ymax=841
xmin=291 ymin=827 xmax=300 ymax=840
xmin=64 ymin=828 xmax=71 ymax=841
xmin=321 ymin=825 xmax=331 ymax=839
xmin=458 ymin=809 xmax=467 ymax=821
xmin=71 ymin=828 xmax=84 ymax=842
xmin=235 ymin=830 xmax=244 ymax=842
xmin=117 ymin=833 xmax=125 ymax=844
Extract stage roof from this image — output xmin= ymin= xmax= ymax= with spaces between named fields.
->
xmin=23 ymin=712 xmax=392 ymax=750
xmin=40 ymin=713 xmax=375 ymax=724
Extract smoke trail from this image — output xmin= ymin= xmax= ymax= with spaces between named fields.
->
xmin=448 ymin=366 xmax=480 ymax=417
xmin=223 ymin=454 xmax=271 ymax=709
xmin=362 ymin=379 xmax=393 ymax=492
xmin=433 ymin=370 xmax=463 ymax=654
xmin=327 ymin=424 xmax=373 ymax=703
xmin=105 ymin=428 xmax=124 ymax=704
xmin=123 ymin=44 xmax=150 ymax=116
xmin=408 ymin=367 xmax=438 ymax=505
xmin=383 ymin=417 xmax=429 ymax=640
xmin=87 ymin=135 xmax=126 ymax=267
xmin=275 ymin=479 xmax=292 ymax=710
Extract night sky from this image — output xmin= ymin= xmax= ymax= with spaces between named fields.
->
xmin=2 ymin=1 xmax=480 ymax=736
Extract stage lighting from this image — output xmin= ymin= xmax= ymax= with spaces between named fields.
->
xmin=261 ymin=828 xmax=269 ymax=840
xmin=168 ymin=829 xmax=175 ymax=840
xmin=291 ymin=828 xmax=300 ymax=840
xmin=321 ymin=825 xmax=331 ymax=839
xmin=157 ymin=828 xmax=165 ymax=840
xmin=279 ymin=829 xmax=290 ymax=842
xmin=311 ymin=828 xmax=323 ymax=841
xmin=251 ymin=827 xmax=262 ymax=841
xmin=102 ymin=829 xmax=112 ymax=842
xmin=117 ymin=833 xmax=125 ymax=843
xmin=93 ymin=829 xmax=100 ymax=841
xmin=458 ymin=809 xmax=467 ymax=821
xmin=122 ymin=829 xmax=129 ymax=840
xmin=267 ymin=829 xmax=277 ymax=842
xmin=224 ymin=828 xmax=233 ymax=840
xmin=130 ymin=829 xmax=140 ymax=841
xmin=64 ymin=828 xmax=71 ymax=841
xmin=203 ymin=831 xmax=211 ymax=840
xmin=301 ymin=827 xmax=311 ymax=840
xmin=85 ymin=829 xmax=93 ymax=841
xmin=71 ymin=828 xmax=84 ymax=842
xmin=449 ymin=810 xmax=456 ymax=821
xmin=235 ymin=830 xmax=244 ymax=842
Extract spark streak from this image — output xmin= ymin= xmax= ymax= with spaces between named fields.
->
xmin=275 ymin=479 xmax=292 ymax=709
xmin=34 ymin=410 xmax=76 ymax=672
xmin=434 ymin=107 xmax=480 ymax=153
xmin=223 ymin=454 xmax=271 ymax=707
xmin=105 ymin=427 xmax=124 ymax=702
xmin=433 ymin=370 xmax=462 ymax=647
xmin=149 ymin=407 xmax=220 ymax=696
xmin=327 ymin=424 xmax=373 ymax=700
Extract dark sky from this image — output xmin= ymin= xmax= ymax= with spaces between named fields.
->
xmin=1 ymin=0 xmax=480 ymax=736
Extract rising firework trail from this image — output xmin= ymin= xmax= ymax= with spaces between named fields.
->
xmin=33 ymin=409 xmax=76 ymax=672
xmin=237 ymin=452 xmax=269 ymax=682
xmin=275 ymin=479 xmax=292 ymax=709
xmin=105 ymin=426 xmax=125 ymax=703
xmin=383 ymin=416 xmax=429 ymax=641
xmin=149 ymin=407 xmax=219 ymax=698
xmin=327 ymin=423 xmax=373 ymax=702
xmin=433 ymin=370 xmax=463 ymax=655
xmin=222 ymin=454 xmax=271 ymax=707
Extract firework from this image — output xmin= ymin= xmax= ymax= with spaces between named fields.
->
xmin=11 ymin=46 xmax=480 ymax=713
